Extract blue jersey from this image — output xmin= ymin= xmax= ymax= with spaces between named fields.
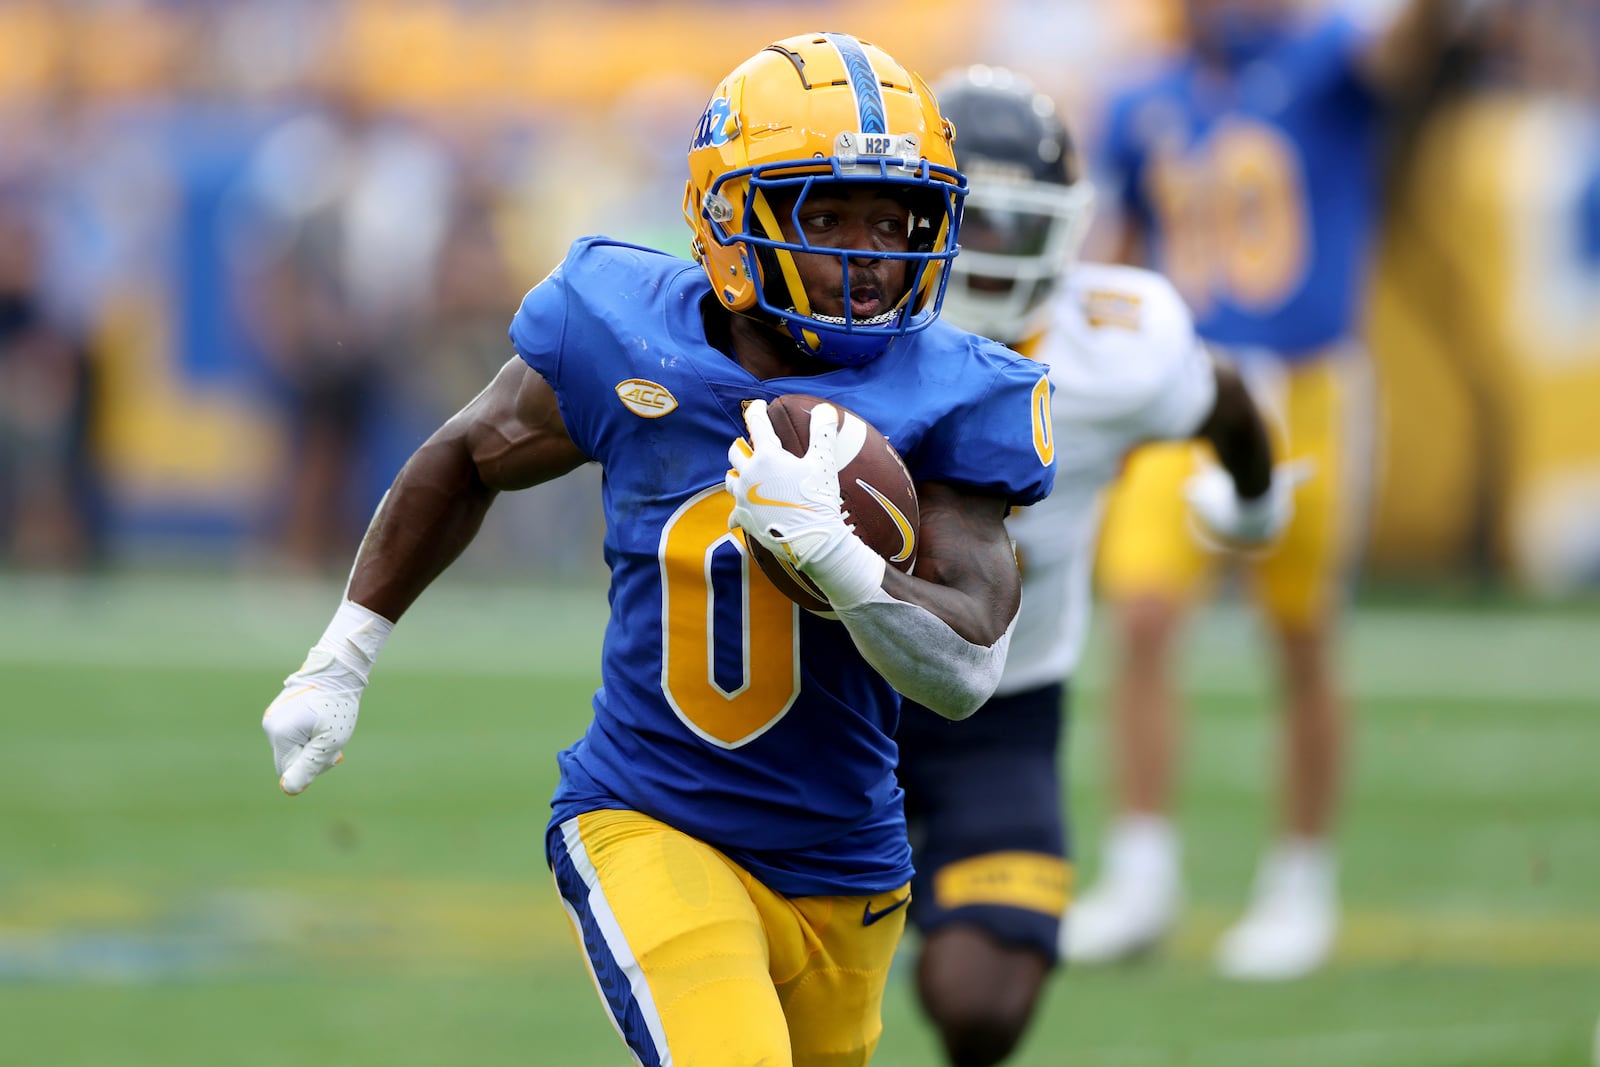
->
xmin=510 ymin=236 xmax=1055 ymax=897
xmin=1102 ymin=15 xmax=1384 ymax=357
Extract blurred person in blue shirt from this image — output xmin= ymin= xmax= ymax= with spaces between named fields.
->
xmin=1072 ymin=0 xmax=1481 ymax=980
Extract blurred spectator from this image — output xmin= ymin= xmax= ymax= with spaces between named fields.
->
xmin=1069 ymin=0 xmax=1469 ymax=982
xmin=1364 ymin=0 xmax=1600 ymax=592
xmin=423 ymin=177 xmax=521 ymax=403
xmin=0 ymin=197 xmax=103 ymax=571
xmin=232 ymin=82 xmax=457 ymax=573
xmin=0 ymin=0 xmax=1588 ymax=589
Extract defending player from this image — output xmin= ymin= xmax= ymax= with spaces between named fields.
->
xmin=1075 ymin=0 xmax=1473 ymax=980
xmin=895 ymin=67 xmax=1292 ymax=1067
xmin=258 ymin=33 xmax=1054 ymax=1067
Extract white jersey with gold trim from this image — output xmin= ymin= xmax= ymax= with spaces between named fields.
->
xmin=999 ymin=262 xmax=1216 ymax=694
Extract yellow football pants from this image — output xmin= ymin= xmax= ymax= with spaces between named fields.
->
xmin=1098 ymin=347 xmax=1372 ymax=629
xmin=549 ymin=808 xmax=909 ymax=1067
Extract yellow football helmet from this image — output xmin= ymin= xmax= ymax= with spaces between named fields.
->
xmin=682 ymin=32 xmax=966 ymax=366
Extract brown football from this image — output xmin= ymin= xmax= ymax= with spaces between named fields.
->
xmin=744 ymin=394 xmax=919 ymax=613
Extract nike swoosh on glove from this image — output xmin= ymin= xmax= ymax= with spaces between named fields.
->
xmin=727 ymin=399 xmax=854 ymax=566
xmin=1185 ymin=458 xmax=1314 ymax=551
xmin=262 ymin=648 xmax=364 ymax=795
xmin=726 ymin=399 xmax=885 ymax=610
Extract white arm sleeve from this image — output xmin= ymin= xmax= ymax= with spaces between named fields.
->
xmin=834 ymin=586 xmax=1015 ymax=721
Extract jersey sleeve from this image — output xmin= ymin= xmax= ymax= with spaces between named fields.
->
xmin=917 ymin=346 xmax=1056 ymax=507
xmin=1128 ymin=274 xmax=1217 ymax=440
xmin=509 ymin=264 xmax=567 ymax=381
xmin=1056 ymin=265 xmax=1217 ymax=447
xmin=506 ymin=239 xmax=598 ymax=458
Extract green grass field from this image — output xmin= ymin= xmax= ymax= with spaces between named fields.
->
xmin=3 ymin=572 xmax=1597 ymax=1066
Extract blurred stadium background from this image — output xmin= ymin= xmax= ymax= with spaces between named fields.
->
xmin=1 ymin=1 xmax=1596 ymax=1064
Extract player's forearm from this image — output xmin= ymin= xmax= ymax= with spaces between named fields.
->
xmin=883 ymin=483 xmax=1021 ymax=645
xmin=877 ymin=557 xmax=1017 ymax=646
xmin=1200 ymin=362 xmax=1273 ymax=501
xmin=345 ymin=431 xmax=498 ymax=623
xmin=836 ymin=592 xmax=1014 ymax=720
xmin=833 ymin=486 xmax=1020 ymax=719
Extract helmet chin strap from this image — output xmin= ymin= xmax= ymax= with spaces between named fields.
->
xmin=730 ymin=304 xmax=817 ymax=350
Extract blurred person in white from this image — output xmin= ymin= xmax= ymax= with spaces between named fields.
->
xmin=1073 ymin=0 xmax=1486 ymax=980
xmin=894 ymin=67 xmax=1290 ymax=1067
xmin=232 ymin=80 xmax=456 ymax=572
xmin=0 ymin=195 xmax=101 ymax=570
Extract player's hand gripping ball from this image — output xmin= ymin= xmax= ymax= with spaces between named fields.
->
xmin=729 ymin=394 xmax=919 ymax=613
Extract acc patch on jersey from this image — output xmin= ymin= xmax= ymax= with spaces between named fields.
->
xmin=615 ymin=378 xmax=678 ymax=418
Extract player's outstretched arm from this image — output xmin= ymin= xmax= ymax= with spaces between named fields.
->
xmin=1185 ymin=359 xmax=1309 ymax=549
xmin=1196 ymin=359 xmax=1273 ymax=504
xmin=263 ymin=358 xmax=587 ymax=795
xmin=345 ymin=358 xmax=587 ymax=621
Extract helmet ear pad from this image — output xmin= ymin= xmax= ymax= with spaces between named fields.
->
xmin=683 ymin=178 xmax=761 ymax=313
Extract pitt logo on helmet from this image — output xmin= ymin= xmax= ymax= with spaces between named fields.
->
xmin=691 ymin=96 xmax=739 ymax=151
xmin=615 ymin=378 xmax=679 ymax=418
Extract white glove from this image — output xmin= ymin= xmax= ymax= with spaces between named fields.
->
xmin=726 ymin=399 xmax=885 ymax=610
xmin=262 ymin=600 xmax=391 ymax=795
xmin=1185 ymin=459 xmax=1314 ymax=551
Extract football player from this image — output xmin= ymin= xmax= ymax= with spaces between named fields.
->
xmin=1078 ymin=0 xmax=1478 ymax=980
xmin=895 ymin=67 xmax=1292 ymax=1067
xmin=259 ymin=33 xmax=1054 ymax=1067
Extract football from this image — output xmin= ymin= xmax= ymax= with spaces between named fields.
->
xmin=744 ymin=394 xmax=919 ymax=613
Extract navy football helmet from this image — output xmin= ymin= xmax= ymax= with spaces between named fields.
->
xmin=935 ymin=66 xmax=1095 ymax=345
